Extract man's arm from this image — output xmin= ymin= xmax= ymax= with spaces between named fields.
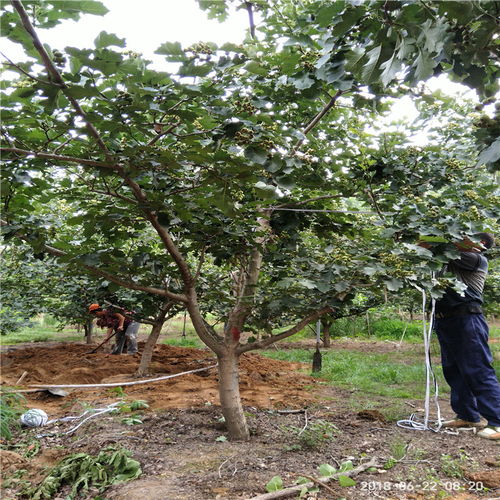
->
xmin=450 ymin=249 xmax=482 ymax=272
xmin=114 ymin=312 xmax=126 ymax=330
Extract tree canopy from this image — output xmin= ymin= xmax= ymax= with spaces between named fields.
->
xmin=1 ymin=0 xmax=498 ymax=439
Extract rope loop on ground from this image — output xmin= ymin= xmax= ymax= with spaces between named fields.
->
xmin=397 ymin=281 xmax=443 ymax=432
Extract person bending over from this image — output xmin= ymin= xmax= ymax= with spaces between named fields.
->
xmin=88 ymin=304 xmax=139 ymax=355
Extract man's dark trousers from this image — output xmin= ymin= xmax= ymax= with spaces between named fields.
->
xmin=435 ymin=313 xmax=500 ymax=426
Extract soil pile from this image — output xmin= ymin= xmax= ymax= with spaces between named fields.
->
xmin=0 ymin=342 xmax=322 ymax=416
xmin=1 ymin=341 xmax=499 ymax=500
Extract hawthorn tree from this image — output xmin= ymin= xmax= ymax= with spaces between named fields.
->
xmin=1 ymin=0 xmax=498 ymax=439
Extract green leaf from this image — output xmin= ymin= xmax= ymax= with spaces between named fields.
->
xmin=64 ymin=85 xmax=100 ymax=99
xmin=179 ymin=62 xmax=213 ymax=77
xmin=81 ymin=253 xmax=101 ymax=266
xmin=290 ymin=71 xmax=315 ymax=90
xmin=380 ymin=51 xmax=402 ymax=87
xmin=361 ymin=45 xmax=382 ymax=83
xmin=422 ymin=18 xmax=449 ymax=54
xmin=94 ymin=31 xmax=126 ymax=49
xmin=253 ymin=182 xmax=278 ymax=199
xmin=295 ymin=476 xmax=310 ymax=485
xmin=363 ymin=266 xmax=378 ymax=276
xmin=244 ymin=146 xmax=268 ymax=165
xmin=332 ymin=6 xmax=365 ymax=37
xmin=265 ymin=476 xmax=283 ymax=492
xmin=345 ymin=46 xmax=365 ymax=73
xmin=316 ymin=3 xmax=346 ymax=27
xmin=384 ymin=278 xmax=404 ymax=291
xmin=244 ymin=61 xmax=268 ymax=75
xmin=413 ymin=50 xmax=436 ymax=81
xmin=68 ymin=1 xmax=109 ymax=16
xmin=298 ymin=279 xmax=316 ymax=289
xmin=338 ymin=475 xmax=356 ymax=487
xmin=440 ymin=1 xmax=473 ymax=23
xmin=155 ymin=41 xmax=184 ymax=56
xmin=220 ymin=42 xmax=242 ymax=52
xmin=319 ymin=463 xmax=336 ymax=477
xmin=477 ymin=138 xmax=500 ymax=165
xmin=338 ymin=460 xmax=354 ymax=473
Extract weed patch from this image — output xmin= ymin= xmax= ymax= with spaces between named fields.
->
xmin=262 ymin=348 xmax=449 ymax=399
xmin=0 ymin=389 xmax=27 ymax=440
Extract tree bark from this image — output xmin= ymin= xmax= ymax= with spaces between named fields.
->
xmin=321 ymin=318 xmax=331 ymax=348
xmin=217 ymin=349 xmax=250 ymax=441
xmin=136 ymin=321 xmax=163 ymax=377
xmin=84 ymin=320 xmax=93 ymax=344
xmin=136 ymin=302 xmax=174 ymax=376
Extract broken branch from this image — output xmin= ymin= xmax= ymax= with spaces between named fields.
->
xmin=248 ymin=458 xmax=379 ymax=500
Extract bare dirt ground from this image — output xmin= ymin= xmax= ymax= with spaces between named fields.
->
xmin=1 ymin=340 xmax=499 ymax=500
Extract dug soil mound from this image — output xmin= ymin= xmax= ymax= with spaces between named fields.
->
xmin=2 ymin=341 xmax=500 ymax=499
xmin=0 ymin=342 xmax=323 ymax=416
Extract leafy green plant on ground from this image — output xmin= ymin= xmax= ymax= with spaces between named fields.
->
xmin=439 ymin=453 xmax=467 ymax=479
xmin=0 ymin=389 xmax=26 ymax=440
xmin=384 ymin=438 xmax=409 ymax=469
xmin=282 ymin=419 xmax=339 ymax=450
xmin=265 ymin=460 xmax=356 ymax=496
xmin=23 ymin=447 xmax=141 ymax=499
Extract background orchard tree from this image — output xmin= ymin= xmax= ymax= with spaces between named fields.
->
xmin=0 ymin=244 xmax=180 ymax=354
xmin=1 ymin=0 xmax=498 ymax=439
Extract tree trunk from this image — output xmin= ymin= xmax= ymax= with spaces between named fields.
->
xmin=322 ymin=318 xmax=331 ymax=348
xmin=136 ymin=321 xmax=163 ymax=376
xmin=217 ymin=350 xmax=250 ymax=441
xmin=136 ymin=303 xmax=173 ymax=377
xmin=84 ymin=320 xmax=93 ymax=344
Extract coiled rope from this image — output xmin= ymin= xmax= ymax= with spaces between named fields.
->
xmin=36 ymin=402 xmax=121 ymax=438
xmin=396 ymin=284 xmax=443 ymax=432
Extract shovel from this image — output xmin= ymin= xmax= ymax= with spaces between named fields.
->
xmin=312 ymin=319 xmax=322 ymax=373
xmin=87 ymin=331 xmax=117 ymax=354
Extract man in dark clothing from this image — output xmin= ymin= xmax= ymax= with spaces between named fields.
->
xmin=88 ymin=304 xmax=139 ymax=355
xmin=431 ymin=233 xmax=500 ymax=440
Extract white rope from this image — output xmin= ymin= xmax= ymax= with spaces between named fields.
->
xmin=28 ymin=364 xmax=218 ymax=389
xmin=36 ymin=402 xmax=121 ymax=438
xmin=397 ymin=282 xmax=443 ymax=432
xmin=270 ymin=207 xmax=393 ymax=215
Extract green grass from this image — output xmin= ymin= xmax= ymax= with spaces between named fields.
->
xmin=1 ymin=325 xmax=82 ymax=345
xmin=262 ymin=348 xmax=449 ymax=400
xmin=162 ymin=336 xmax=204 ymax=348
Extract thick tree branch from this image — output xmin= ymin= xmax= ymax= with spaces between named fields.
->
xmin=146 ymin=121 xmax=180 ymax=147
xmin=0 ymin=220 xmax=187 ymax=303
xmin=294 ymin=90 xmax=344 ymax=150
xmin=274 ymin=194 xmax=345 ymax=210
xmin=226 ymin=212 xmax=271 ymax=339
xmin=0 ymin=147 xmax=117 ymax=169
xmin=117 ymin=174 xmax=195 ymax=288
xmin=245 ymin=2 xmax=257 ymax=39
xmin=11 ymin=0 xmax=112 ymax=160
xmin=237 ymin=305 xmax=333 ymax=354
